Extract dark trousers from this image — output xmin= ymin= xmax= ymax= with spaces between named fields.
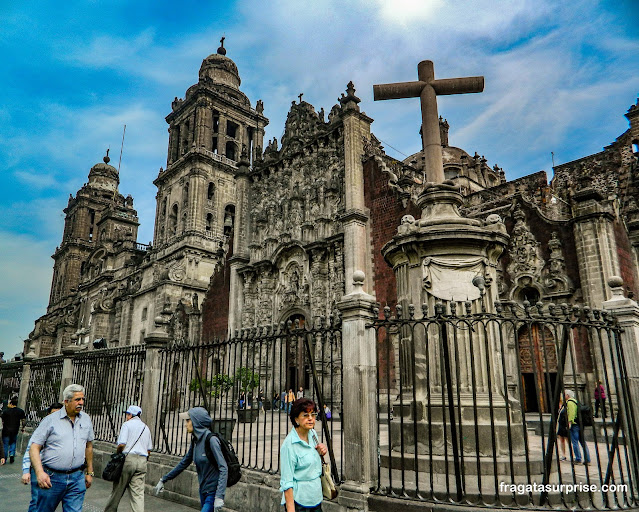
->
xmin=595 ymin=398 xmax=607 ymax=419
xmin=283 ymin=503 xmax=323 ymax=511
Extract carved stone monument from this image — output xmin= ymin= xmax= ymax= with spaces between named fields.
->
xmin=375 ymin=61 xmax=529 ymax=477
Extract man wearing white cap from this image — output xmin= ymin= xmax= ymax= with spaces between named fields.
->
xmin=104 ymin=405 xmax=153 ymax=512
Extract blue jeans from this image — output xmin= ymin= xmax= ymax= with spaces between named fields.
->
xmin=570 ymin=424 xmax=590 ymax=462
xmin=2 ymin=433 xmax=17 ymax=457
xmin=28 ymin=468 xmax=39 ymax=512
xmin=35 ymin=469 xmax=86 ymax=512
xmin=200 ymin=492 xmax=216 ymax=512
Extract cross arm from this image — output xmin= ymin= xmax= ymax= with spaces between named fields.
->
xmin=430 ymin=77 xmax=484 ymax=96
xmin=373 ymin=81 xmax=425 ymax=101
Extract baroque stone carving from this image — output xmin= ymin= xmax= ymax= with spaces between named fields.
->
xmin=507 ymin=206 xmax=543 ymax=280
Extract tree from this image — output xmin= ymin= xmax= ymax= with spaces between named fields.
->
xmin=189 ymin=374 xmax=234 ymax=399
xmin=234 ymin=367 xmax=260 ymax=394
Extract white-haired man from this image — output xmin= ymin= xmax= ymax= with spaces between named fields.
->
xmin=104 ymin=405 xmax=152 ymax=512
xmin=29 ymin=384 xmax=95 ymax=512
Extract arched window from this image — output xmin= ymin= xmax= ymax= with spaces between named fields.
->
xmin=225 ymin=141 xmax=236 ymax=161
xmin=161 ymin=197 xmax=167 ymax=217
xmin=183 ymin=182 xmax=189 ymax=206
xmin=207 ymin=183 xmax=215 ymax=201
xmin=182 ymin=212 xmax=188 ymax=232
xmin=519 ymin=287 xmax=540 ymax=304
xmin=169 ymin=204 xmax=178 ymax=235
xmin=206 ymin=213 xmax=213 ymax=232
xmin=224 ymin=205 xmax=235 ymax=237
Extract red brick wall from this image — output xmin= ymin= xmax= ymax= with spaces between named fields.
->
xmin=614 ymin=219 xmax=638 ymax=298
xmin=201 ymin=234 xmax=234 ymax=341
xmin=363 ymin=158 xmax=421 ymax=388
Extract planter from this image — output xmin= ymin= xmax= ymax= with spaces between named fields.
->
xmin=210 ymin=418 xmax=236 ymax=438
xmin=237 ymin=408 xmax=259 ymax=423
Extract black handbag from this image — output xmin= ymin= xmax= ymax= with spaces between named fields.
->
xmin=102 ymin=426 xmax=146 ymax=482
xmin=102 ymin=452 xmax=126 ymax=482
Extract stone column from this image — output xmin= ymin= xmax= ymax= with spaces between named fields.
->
xmin=142 ymin=307 xmax=172 ymax=431
xmin=337 ymin=271 xmax=378 ymax=509
xmin=59 ymin=344 xmax=84 ymax=401
xmin=217 ymin=114 xmax=227 ymax=155
xmin=603 ymin=276 xmax=639 ymax=418
xmin=17 ymin=346 xmax=38 ymax=410
xmin=572 ymin=187 xmax=620 ymax=307
xmin=339 ymin=84 xmax=374 ymax=295
xmin=228 ymin=154 xmax=250 ymax=334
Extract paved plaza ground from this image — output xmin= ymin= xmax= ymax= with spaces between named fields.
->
xmin=0 ymin=455 xmax=198 ymax=512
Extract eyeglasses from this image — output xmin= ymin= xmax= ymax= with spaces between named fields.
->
xmin=300 ymin=413 xmax=318 ymax=419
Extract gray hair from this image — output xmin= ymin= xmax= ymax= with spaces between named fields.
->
xmin=564 ymin=389 xmax=575 ymax=399
xmin=63 ymin=384 xmax=85 ymax=401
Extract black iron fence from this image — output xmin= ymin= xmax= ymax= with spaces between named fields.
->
xmin=25 ymin=356 xmax=64 ymax=427
xmin=155 ymin=317 xmax=343 ymax=480
xmin=72 ymin=346 xmax=146 ymax=442
xmin=0 ymin=362 xmax=23 ymax=404
xmin=371 ymin=300 xmax=639 ymax=510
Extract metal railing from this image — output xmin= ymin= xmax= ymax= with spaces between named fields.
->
xmin=0 ymin=362 xmax=23 ymax=404
xmin=72 ymin=346 xmax=146 ymax=442
xmin=25 ymin=356 xmax=64 ymax=427
xmin=370 ymin=300 xmax=639 ymax=510
xmin=155 ymin=317 xmax=343 ymax=480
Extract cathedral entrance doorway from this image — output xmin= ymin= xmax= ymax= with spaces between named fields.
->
xmin=518 ymin=325 xmax=558 ymax=413
xmin=285 ymin=313 xmax=310 ymax=393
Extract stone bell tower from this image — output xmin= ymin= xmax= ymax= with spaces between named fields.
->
xmin=49 ymin=151 xmax=128 ymax=307
xmin=151 ymin=38 xmax=268 ymax=308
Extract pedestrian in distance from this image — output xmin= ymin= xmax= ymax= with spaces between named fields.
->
xmin=323 ymin=404 xmax=332 ymax=421
xmin=280 ymin=398 xmax=328 ymax=512
xmin=565 ymin=389 xmax=590 ymax=465
xmin=29 ymin=384 xmax=95 ymax=512
xmin=296 ymin=387 xmax=304 ymax=400
xmin=281 ymin=390 xmax=287 ymax=410
xmin=2 ymin=395 xmax=26 ymax=463
xmin=556 ymin=396 xmax=569 ymax=461
xmin=104 ymin=405 xmax=153 ymax=512
xmin=273 ymin=391 xmax=280 ymax=410
xmin=21 ymin=402 xmax=63 ymax=512
xmin=287 ymin=389 xmax=295 ymax=414
xmin=594 ymin=380 xmax=607 ymax=419
xmin=155 ymin=407 xmax=228 ymax=512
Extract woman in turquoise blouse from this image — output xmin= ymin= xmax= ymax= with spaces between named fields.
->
xmin=280 ymin=398 xmax=327 ymax=511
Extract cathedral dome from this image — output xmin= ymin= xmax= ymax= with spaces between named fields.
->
xmin=88 ymin=151 xmax=119 ymax=192
xmin=198 ymin=38 xmax=241 ymax=89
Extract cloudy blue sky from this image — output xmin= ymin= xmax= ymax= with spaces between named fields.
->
xmin=1 ymin=0 xmax=638 ymax=358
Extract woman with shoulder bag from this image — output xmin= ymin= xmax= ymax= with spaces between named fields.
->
xmin=280 ymin=398 xmax=327 ymax=512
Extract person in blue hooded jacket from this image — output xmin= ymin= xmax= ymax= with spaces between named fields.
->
xmin=154 ymin=407 xmax=228 ymax=511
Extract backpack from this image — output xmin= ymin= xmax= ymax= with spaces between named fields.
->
xmin=204 ymin=432 xmax=242 ymax=487
xmin=568 ymin=399 xmax=593 ymax=427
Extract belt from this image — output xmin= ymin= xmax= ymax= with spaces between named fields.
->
xmin=43 ymin=464 xmax=85 ymax=474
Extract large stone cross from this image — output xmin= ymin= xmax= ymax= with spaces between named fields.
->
xmin=374 ymin=60 xmax=484 ymax=184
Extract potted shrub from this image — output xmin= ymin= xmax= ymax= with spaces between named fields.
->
xmin=189 ymin=374 xmax=236 ymax=437
xmin=235 ymin=367 xmax=260 ymax=423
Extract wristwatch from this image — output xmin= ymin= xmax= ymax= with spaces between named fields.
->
xmin=86 ymin=471 xmax=95 ymax=476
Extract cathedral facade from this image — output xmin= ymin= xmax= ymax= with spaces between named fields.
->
xmin=28 ymin=44 xmax=639 ymax=412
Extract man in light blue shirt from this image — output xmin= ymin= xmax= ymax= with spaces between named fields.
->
xmin=21 ymin=402 xmax=63 ymax=512
xmin=29 ymin=384 xmax=95 ymax=512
